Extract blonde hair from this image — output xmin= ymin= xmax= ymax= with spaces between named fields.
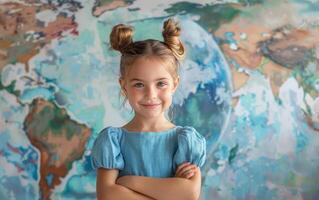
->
xmin=109 ymin=18 xmax=185 ymax=111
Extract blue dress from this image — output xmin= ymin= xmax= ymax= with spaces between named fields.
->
xmin=90 ymin=125 xmax=206 ymax=178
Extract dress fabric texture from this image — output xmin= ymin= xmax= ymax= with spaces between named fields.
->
xmin=91 ymin=125 xmax=206 ymax=178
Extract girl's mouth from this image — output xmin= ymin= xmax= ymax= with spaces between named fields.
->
xmin=141 ymin=103 xmax=161 ymax=109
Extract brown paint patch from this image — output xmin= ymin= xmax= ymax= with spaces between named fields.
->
xmin=0 ymin=2 xmax=77 ymax=72
xmin=0 ymin=39 xmax=12 ymax=49
xmin=215 ymin=20 xmax=272 ymax=69
xmin=262 ymin=59 xmax=292 ymax=97
xmin=268 ymin=29 xmax=319 ymax=50
xmin=232 ymin=97 xmax=239 ymax=108
xmin=229 ymin=62 xmax=250 ymax=107
xmin=16 ymin=47 xmax=38 ymax=72
xmin=230 ymin=64 xmax=250 ymax=91
xmin=304 ymin=111 xmax=319 ymax=132
xmin=24 ymin=98 xmax=91 ymax=200
xmin=42 ymin=15 xmax=77 ymax=40
xmin=214 ymin=7 xmax=319 ymax=101
xmin=93 ymin=0 xmax=128 ymax=17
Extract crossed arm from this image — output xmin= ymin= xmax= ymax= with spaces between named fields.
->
xmin=96 ymin=165 xmax=202 ymax=200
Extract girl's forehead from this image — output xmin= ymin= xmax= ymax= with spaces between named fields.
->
xmin=126 ymin=58 xmax=174 ymax=80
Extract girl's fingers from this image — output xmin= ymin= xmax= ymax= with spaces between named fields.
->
xmin=179 ymin=164 xmax=197 ymax=176
xmin=186 ymin=171 xmax=195 ymax=179
xmin=175 ymin=162 xmax=190 ymax=175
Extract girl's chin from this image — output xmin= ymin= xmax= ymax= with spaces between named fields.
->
xmin=136 ymin=109 xmax=164 ymax=117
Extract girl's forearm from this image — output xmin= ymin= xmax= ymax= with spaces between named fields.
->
xmin=103 ymin=184 xmax=156 ymax=200
xmin=116 ymin=173 xmax=200 ymax=200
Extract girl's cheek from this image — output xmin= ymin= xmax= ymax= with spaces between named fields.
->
xmin=130 ymin=88 xmax=143 ymax=96
xmin=160 ymin=90 xmax=172 ymax=98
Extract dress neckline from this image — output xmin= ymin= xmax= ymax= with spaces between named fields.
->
xmin=120 ymin=126 xmax=179 ymax=134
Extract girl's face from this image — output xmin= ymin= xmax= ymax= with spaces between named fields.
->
xmin=119 ymin=57 xmax=179 ymax=119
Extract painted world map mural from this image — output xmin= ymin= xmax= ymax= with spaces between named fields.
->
xmin=1 ymin=0 xmax=319 ymax=199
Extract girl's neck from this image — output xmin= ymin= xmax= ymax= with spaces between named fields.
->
xmin=122 ymin=114 xmax=175 ymax=132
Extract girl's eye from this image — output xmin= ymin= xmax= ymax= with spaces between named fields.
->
xmin=133 ymin=83 xmax=144 ymax=88
xmin=157 ymin=81 xmax=167 ymax=87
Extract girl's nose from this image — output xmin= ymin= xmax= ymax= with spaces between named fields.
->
xmin=145 ymin=86 xmax=157 ymax=99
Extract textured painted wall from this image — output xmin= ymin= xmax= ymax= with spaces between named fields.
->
xmin=1 ymin=0 xmax=318 ymax=199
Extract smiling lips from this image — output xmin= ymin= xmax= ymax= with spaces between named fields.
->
xmin=141 ymin=103 xmax=161 ymax=109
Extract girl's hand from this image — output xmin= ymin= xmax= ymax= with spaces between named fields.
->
xmin=116 ymin=176 xmax=131 ymax=187
xmin=174 ymin=162 xmax=198 ymax=179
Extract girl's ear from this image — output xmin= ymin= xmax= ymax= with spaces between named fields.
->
xmin=119 ymin=78 xmax=124 ymax=87
xmin=119 ymin=78 xmax=127 ymax=93
xmin=172 ymin=76 xmax=180 ymax=93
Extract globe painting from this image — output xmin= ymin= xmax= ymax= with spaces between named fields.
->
xmin=1 ymin=0 xmax=319 ymax=200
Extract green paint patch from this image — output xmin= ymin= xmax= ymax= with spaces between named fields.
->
xmin=99 ymin=0 xmax=116 ymax=4
xmin=98 ymin=0 xmax=134 ymax=6
xmin=165 ymin=2 xmax=241 ymax=32
xmin=257 ymin=57 xmax=271 ymax=73
xmin=27 ymin=99 xmax=79 ymax=140
xmin=184 ymin=94 xmax=204 ymax=127
xmin=228 ymin=144 xmax=239 ymax=164
xmin=238 ymin=0 xmax=265 ymax=6
xmin=292 ymin=48 xmax=319 ymax=98
xmin=0 ymin=77 xmax=20 ymax=97
xmin=7 ymin=41 xmax=37 ymax=64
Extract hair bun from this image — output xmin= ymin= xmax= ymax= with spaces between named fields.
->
xmin=162 ymin=18 xmax=185 ymax=60
xmin=109 ymin=24 xmax=133 ymax=53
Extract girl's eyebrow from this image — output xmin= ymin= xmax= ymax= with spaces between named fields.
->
xmin=130 ymin=78 xmax=168 ymax=82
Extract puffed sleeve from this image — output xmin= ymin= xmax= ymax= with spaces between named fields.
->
xmin=173 ymin=126 xmax=206 ymax=170
xmin=90 ymin=127 xmax=124 ymax=170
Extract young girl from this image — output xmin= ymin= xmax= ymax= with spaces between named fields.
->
xmin=91 ymin=18 xmax=206 ymax=200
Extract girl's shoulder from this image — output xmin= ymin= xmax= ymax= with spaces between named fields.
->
xmin=91 ymin=126 xmax=124 ymax=170
xmin=176 ymin=126 xmax=204 ymax=138
xmin=99 ymin=126 xmax=121 ymax=134
xmin=94 ymin=126 xmax=123 ymax=141
xmin=173 ymin=126 xmax=207 ymax=168
xmin=175 ymin=126 xmax=206 ymax=149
